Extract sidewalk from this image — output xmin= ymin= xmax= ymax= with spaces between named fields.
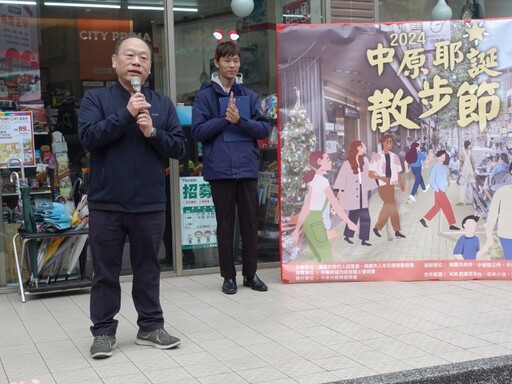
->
xmin=2 ymin=267 xmax=512 ymax=384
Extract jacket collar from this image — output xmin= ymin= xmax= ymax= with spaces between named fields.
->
xmin=210 ymin=72 xmax=243 ymax=95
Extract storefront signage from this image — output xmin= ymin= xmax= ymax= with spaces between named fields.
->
xmin=343 ymin=105 xmax=360 ymax=119
xmin=77 ymin=19 xmax=133 ymax=81
xmin=179 ymin=176 xmax=217 ymax=250
xmin=78 ymin=30 xmax=152 ymax=42
xmin=282 ymin=0 xmax=310 ymax=24
xmin=0 ymin=111 xmax=35 ymax=167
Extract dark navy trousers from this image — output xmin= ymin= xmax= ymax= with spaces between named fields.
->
xmin=89 ymin=209 xmax=165 ymax=336
xmin=209 ymin=179 xmax=259 ymax=280
xmin=344 ymin=207 xmax=371 ymax=241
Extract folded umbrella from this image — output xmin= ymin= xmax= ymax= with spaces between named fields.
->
xmin=38 ymin=236 xmax=66 ymax=273
xmin=18 ymin=177 xmax=39 ymax=284
xmin=66 ymin=220 xmax=89 ymax=278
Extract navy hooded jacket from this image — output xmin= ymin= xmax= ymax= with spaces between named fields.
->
xmin=78 ymin=82 xmax=187 ymax=213
xmin=191 ymin=75 xmax=271 ymax=181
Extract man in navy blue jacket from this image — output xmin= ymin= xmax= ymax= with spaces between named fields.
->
xmin=192 ymin=41 xmax=271 ymax=294
xmin=78 ymin=36 xmax=186 ymax=359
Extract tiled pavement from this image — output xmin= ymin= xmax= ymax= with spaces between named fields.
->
xmin=2 ymin=267 xmax=512 ymax=384
xmin=2 ymin=146 xmax=509 ymax=384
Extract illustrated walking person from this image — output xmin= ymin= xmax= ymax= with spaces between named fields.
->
xmin=404 ymin=141 xmax=431 ymax=202
xmin=191 ymin=40 xmax=271 ymax=295
xmin=292 ymin=151 xmax=356 ymax=262
xmin=479 ymin=162 xmax=512 ymax=259
xmin=78 ymin=36 xmax=187 ymax=358
xmin=369 ymin=134 xmax=406 ymax=239
xmin=482 ymin=153 xmax=509 ymax=201
xmin=419 ymin=150 xmax=460 ymax=231
xmin=448 ymin=154 xmax=460 ymax=183
xmin=457 ymin=140 xmax=475 ymax=206
xmin=333 ymin=140 xmax=375 ymax=246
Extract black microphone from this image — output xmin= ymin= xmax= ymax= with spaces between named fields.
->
xmin=131 ymin=76 xmax=141 ymax=93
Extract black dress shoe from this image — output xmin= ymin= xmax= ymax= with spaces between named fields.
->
xmin=222 ymin=278 xmax=237 ymax=294
xmin=373 ymin=227 xmax=381 ymax=237
xmin=344 ymin=236 xmax=354 ymax=244
xmin=243 ymin=274 xmax=268 ymax=291
xmin=395 ymin=231 xmax=406 ymax=238
xmin=361 ymin=240 xmax=372 ymax=246
xmin=449 ymin=225 xmax=460 ymax=230
xmin=419 ymin=218 xmax=428 ymax=228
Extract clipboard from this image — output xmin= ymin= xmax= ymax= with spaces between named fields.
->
xmin=219 ymin=96 xmax=252 ymax=142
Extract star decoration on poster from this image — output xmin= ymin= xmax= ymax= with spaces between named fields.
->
xmin=465 ymin=22 xmax=487 ymax=43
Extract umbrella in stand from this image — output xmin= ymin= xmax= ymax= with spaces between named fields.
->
xmin=10 ymin=157 xmax=38 ymax=285
xmin=19 ymin=178 xmax=38 ymax=285
xmin=38 ymin=236 xmax=73 ymax=282
xmin=66 ymin=219 xmax=89 ymax=280
xmin=37 ymin=236 xmax=66 ymax=273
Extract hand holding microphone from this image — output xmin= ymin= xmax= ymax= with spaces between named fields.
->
xmin=131 ymin=76 xmax=141 ymax=93
xmin=127 ymin=76 xmax=153 ymax=137
xmin=127 ymin=76 xmax=151 ymax=118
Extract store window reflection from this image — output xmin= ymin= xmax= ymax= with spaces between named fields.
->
xmin=0 ymin=2 xmax=167 ymax=287
xmin=0 ymin=0 xmax=289 ymax=288
xmin=173 ymin=4 xmax=280 ymax=271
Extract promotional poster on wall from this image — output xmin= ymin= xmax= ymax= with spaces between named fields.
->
xmin=278 ymin=18 xmax=512 ymax=283
xmin=0 ymin=111 xmax=35 ymax=167
xmin=0 ymin=3 xmax=41 ymax=102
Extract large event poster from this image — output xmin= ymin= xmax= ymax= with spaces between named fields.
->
xmin=0 ymin=3 xmax=40 ymax=102
xmin=278 ymin=18 xmax=512 ymax=282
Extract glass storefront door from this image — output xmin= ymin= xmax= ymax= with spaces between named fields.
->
xmin=0 ymin=1 xmax=169 ymax=287
xmin=169 ymin=1 xmax=280 ymax=273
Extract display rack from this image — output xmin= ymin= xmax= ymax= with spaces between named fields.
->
xmin=13 ymin=229 xmax=91 ymax=302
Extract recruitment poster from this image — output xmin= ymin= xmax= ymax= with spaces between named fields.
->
xmin=277 ymin=18 xmax=512 ymax=283
xmin=179 ymin=176 xmax=217 ymax=250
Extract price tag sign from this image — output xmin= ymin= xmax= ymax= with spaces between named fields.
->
xmin=0 ymin=111 xmax=35 ymax=167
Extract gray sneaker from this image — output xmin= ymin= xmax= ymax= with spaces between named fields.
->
xmin=90 ymin=335 xmax=117 ymax=359
xmin=135 ymin=328 xmax=181 ymax=349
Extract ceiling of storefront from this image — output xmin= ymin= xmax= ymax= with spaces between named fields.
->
xmin=37 ymin=0 xmax=233 ymax=23
xmin=172 ymin=0 xmax=232 ymax=23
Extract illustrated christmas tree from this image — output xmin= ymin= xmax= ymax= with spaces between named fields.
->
xmin=428 ymin=21 xmax=472 ymax=147
xmin=281 ymin=88 xmax=318 ymax=218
